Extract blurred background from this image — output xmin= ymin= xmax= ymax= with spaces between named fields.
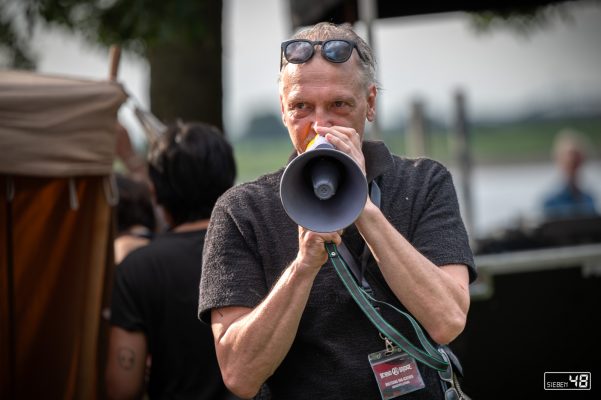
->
xmin=1 ymin=0 xmax=600 ymax=399
xmin=2 ymin=0 xmax=600 ymax=239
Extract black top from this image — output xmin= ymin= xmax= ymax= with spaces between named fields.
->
xmin=199 ymin=141 xmax=476 ymax=399
xmin=111 ymin=230 xmax=228 ymax=400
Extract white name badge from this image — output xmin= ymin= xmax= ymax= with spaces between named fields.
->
xmin=368 ymin=347 xmax=425 ymax=399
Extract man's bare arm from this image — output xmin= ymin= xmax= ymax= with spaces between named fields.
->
xmin=211 ymin=228 xmax=340 ymax=399
xmin=105 ymin=326 xmax=147 ymax=400
xmin=356 ymin=200 xmax=470 ymax=344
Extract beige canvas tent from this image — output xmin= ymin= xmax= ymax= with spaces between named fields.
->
xmin=0 ymin=70 xmax=127 ymax=399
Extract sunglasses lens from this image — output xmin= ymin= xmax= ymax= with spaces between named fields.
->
xmin=323 ymin=40 xmax=353 ymax=62
xmin=445 ymin=387 xmax=459 ymax=400
xmin=285 ymin=41 xmax=313 ymax=64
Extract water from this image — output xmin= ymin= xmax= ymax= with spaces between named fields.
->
xmin=452 ymin=161 xmax=601 ymax=239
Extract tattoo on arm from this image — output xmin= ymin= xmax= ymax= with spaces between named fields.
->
xmin=117 ymin=347 xmax=136 ymax=370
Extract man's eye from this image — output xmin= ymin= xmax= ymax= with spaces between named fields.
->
xmin=333 ymin=101 xmax=345 ymax=108
xmin=289 ymin=103 xmax=311 ymax=117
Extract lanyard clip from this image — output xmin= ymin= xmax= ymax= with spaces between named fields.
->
xmin=380 ymin=333 xmax=396 ymax=355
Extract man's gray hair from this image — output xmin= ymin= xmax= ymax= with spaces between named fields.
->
xmin=280 ymin=22 xmax=378 ymax=89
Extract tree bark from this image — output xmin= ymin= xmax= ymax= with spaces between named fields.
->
xmin=147 ymin=1 xmax=223 ymax=132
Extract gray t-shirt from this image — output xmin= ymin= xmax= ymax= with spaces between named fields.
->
xmin=199 ymin=140 xmax=475 ymax=399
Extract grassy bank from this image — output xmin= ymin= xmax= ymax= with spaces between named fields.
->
xmin=232 ymin=117 xmax=601 ymax=183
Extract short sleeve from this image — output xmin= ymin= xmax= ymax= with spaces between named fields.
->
xmin=410 ymin=163 xmax=477 ymax=282
xmin=110 ymin=259 xmax=147 ymax=332
xmin=198 ymin=195 xmax=269 ymax=324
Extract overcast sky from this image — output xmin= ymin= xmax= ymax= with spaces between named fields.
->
xmin=29 ymin=0 xmax=601 ymax=141
xmin=224 ymin=0 xmax=601 ymax=135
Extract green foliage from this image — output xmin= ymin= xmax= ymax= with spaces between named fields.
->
xmin=45 ymin=0 xmax=214 ymax=48
xmin=0 ymin=0 xmax=216 ymax=67
xmin=468 ymin=1 xmax=576 ymax=36
xmin=0 ymin=10 xmax=36 ymax=69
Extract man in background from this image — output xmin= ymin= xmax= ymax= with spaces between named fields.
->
xmin=106 ymin=122 xmax=237 ymax=400
xmin=543 ymin=128 xmax=598 ymax=219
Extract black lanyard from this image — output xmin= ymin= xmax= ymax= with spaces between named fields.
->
xmin=337 ymin=181 xmax=381 ymax=303
xmin=329 ymin=180 xmax=449 ymax=372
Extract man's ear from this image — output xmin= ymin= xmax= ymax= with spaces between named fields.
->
xmin=366 ymin=84 xmax=377 ymax=122
xmin=280 ymin=94 xmax=288 ymax=127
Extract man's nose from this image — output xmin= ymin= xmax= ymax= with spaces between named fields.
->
xmin=312 ymin=109 xmax=333 ymax=132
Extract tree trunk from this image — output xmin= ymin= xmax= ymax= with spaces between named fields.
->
xmin=147 ymin=0 xmax=223 ymax=131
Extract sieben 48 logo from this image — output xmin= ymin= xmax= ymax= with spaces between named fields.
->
xmin=544 ymin=372 xmax=591 ymax=391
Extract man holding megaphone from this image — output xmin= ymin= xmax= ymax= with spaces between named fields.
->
xmin=199 ymin=22 xmax=476 ymax=400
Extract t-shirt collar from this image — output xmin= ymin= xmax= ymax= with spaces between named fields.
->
xmin=362 ymin=140 xmax=394 ymax=182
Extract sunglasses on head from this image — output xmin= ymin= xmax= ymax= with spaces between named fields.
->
xmin=280 ymin=39 xmax=365 ymax=70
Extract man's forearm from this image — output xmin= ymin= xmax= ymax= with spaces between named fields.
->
xmin=355 ymin=201 xmax=470 ymax=344
xmin=212 ymin=260 xmax=319 ymax=398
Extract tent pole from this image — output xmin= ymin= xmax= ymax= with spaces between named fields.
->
xmin=108 ymin=45 xmax=121 ymax=82
xmin=4 ymin=176 xmax=16 ymax=399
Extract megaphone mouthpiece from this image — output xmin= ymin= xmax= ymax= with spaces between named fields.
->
xmin=311 ymin=157 xmax=340 ymax=200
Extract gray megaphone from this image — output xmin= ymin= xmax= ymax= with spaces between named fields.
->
xmin=280 ymin=135 xmax=368 ymax=232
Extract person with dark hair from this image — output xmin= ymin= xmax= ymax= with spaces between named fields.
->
xmin=198 ymin=22 xmax=476 ymax=399
xmin=114 ymin=174 xmax=156 ymax=264
xmin=106 ymin=122 xmax=237 ymax=400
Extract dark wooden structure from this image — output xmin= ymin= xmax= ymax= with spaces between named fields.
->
xmin=289 ymin=0 xmax=577 ymax=29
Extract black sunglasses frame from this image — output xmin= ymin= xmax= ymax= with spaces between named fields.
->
xmin=280 ymin=39 xmax=365 ymax=70
xmin=438 ymin=349 xmax=461 ymax=400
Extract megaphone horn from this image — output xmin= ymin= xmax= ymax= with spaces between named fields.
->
xmin=280 ymin=136 xmax=368 ymax=233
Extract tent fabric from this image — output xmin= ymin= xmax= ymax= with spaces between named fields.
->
xmin=0 ymin=71 xmax=127 ymax=177
xmin=0 ymin=175 xmax=114 ymax=400
xmin=1 ymin=70 xmax=124 ymax=399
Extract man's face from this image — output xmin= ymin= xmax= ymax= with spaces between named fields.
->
xmin=279 ymin=51 xmax=376 ymax=154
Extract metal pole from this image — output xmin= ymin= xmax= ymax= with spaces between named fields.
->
xmin=407 ymin=100 xmax=427 ymax=157
xmin=453 ymin=89 xmax=474 ymax=240
xmin=358 ymin=0 xmax=380 ymax=140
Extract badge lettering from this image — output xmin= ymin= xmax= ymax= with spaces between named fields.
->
xmin=380 ymin=363 xmax=412 ymax=379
